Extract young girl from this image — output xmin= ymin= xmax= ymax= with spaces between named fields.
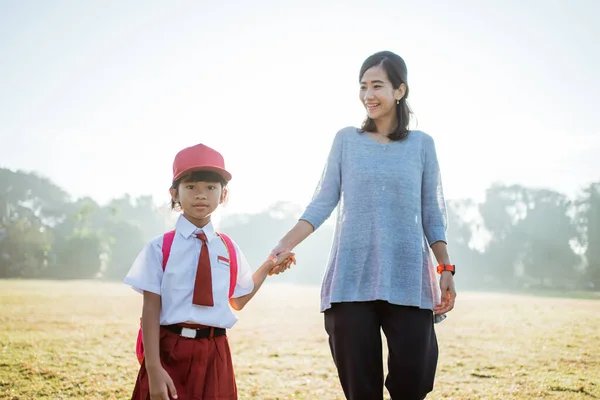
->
xmin=124 ymin=143 xmax=294 ymax=400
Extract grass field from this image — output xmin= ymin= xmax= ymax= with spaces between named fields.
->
xmin=0 ymin=280 xmax=599 ymax=400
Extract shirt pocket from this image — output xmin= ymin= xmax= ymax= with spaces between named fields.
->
xmin=211 ymin=254 xmax=232 ymax=299
xmin=214 ymin=254 xmax=231 ymax=271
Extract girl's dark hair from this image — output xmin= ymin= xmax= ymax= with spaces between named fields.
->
xmin=358 ymin=50 xmax=413 ymax=142
xmin=170 ymin=170 xmax=228 ymax=210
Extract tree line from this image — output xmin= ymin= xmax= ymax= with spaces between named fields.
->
xmin=1 ymin=167 xmax=598 ymax=291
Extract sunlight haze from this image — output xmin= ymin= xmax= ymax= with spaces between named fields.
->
xmin=1 ymin=0 xmax=598 ymax=216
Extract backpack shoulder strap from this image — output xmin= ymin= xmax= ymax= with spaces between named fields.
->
xmin=161 ymin=230 xmax=176 ymax=271
xmin=217 ymin=232 xmax=238 ymax=298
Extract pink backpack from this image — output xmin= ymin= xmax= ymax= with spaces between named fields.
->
xmin=135 ymin=230 xmax=238 ymax=365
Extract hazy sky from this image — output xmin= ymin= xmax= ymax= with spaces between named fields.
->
xmin=1 ymin=0 xmax=599 ymax=216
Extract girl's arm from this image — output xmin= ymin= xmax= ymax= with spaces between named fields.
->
xmin=141 ymin=291 xmax=162 ymax=369
xmin=229 ymin=252 xmax=294 ymax=311
xmin=142 ymin=292 xmax=178 ymax=399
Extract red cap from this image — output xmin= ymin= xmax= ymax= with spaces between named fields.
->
xmin=172 ymin=143 xmax=232 ymax=183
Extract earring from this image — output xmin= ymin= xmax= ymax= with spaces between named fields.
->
xmin=396 ymin=99 xmax=400 ymax=104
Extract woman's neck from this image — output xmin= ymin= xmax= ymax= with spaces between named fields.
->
xmin=374 ymin=114 xmax=398 ymax=136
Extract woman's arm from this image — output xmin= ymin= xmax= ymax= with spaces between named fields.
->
xmin=268 ymin=221 xmax=313 ymax=275
xmin=421 ymin=135 xmax=448 ymax=246
xmin=270 ymin=130 xmax=345 ymax=273
xmin=420 ymin=136 xmax=456 ymax=314
xmin=430 ymin=241 xmax=450 ymax=265
xmin=431 ymin=241 xmax=456 ymax=315
xmin=275 ymin=220 xmax=314 ymax=254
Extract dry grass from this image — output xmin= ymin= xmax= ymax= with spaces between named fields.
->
xmin=0 ymin=280 xmax=599 ymax=399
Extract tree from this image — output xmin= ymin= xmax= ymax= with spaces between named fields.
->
xmin=0 ymin=215 xmax=51 ymax=278
xmin=576 ymin=182 xmax=600 ymax=289
xmin=518 ymin=189 xmax=579 ymax=287
xmin=0 ymin=168 xmax=70 ymax=224
xmin=446 ymin=199 xmax=484 ymax=289
xmin=479 ymin=184 xmax=580 ymax=289
xmin=478 ymin=184 xmax=529 ymax=287
xmin=0 ymin=168 xmax=68 ymax=278
xmin=1 ymin=166 xmax=596 ymax=292
xmin=99 ymin=195 xmax=170 ymax=281
xmin=102 ymin=221 xmax=146 ymax=281
xmin=50 ymin=198 xmax=104 ymax=279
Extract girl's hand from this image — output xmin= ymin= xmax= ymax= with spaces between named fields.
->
xmin=269 ymin=252 xmax=296 ymax=274
xmin=433 ymin=272 xmax=456 ymax=315
xmin=268 ymin=241 xmax=294 ymax=275
xmin=268 ymin=253 xmax=296 ymax=275
xmin=148 ymin=365 xmax=178 ymax=400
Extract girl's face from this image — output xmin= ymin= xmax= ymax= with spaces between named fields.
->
xmin=359 ymin=65 xmax=406 ymax=123
xmin=170 ymin=180 xmax=227 ymax=226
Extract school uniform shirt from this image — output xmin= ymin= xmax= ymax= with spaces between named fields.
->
xmin=123 ymin=215 xmax=254 ymax=329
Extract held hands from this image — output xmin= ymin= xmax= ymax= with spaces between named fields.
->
xmin=147 ymin=365 xmax=178 ymax=400
xmin=268 ymin=241 xmax=296 ymax=276
xmin=433 ymin=271 xmax=456 ymax=315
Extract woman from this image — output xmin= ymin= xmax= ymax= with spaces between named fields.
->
xmin=270 ymin=50 xmax=456 ymax=400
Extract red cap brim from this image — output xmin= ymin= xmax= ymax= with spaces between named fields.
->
xmin=173 ymin=166 xmax=232 ymax=183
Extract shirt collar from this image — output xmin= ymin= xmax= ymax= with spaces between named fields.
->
xmin=175 ymin=214 xmax=218 ymax=243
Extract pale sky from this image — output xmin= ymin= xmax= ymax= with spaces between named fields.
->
xmin=1 ymin=0 xmax=599 ymax=217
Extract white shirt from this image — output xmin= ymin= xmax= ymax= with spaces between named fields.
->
xmin=123 ymin=215 xmax=254 ymax=329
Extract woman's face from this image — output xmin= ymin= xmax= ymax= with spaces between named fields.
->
xmin=359 ymin=65 xmax=405 ymax=122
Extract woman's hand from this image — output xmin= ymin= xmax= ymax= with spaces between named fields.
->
xmin=270 ymin=251 xmax=296 ymax=273
xmin=434 ymin=272 xmax=456 ymax=315
xmin=268 ymin=241 xmax=294 ymax=275
xmin=147 ymin=365 xmax=178 ymax=400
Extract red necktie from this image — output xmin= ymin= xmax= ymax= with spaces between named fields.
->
xmin=192 ymin=233 xmax=214 ymax=307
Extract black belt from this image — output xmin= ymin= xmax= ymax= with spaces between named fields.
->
xmin=161 ymin=324 xmax=226 ymax=339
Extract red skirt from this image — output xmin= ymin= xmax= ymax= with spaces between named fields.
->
xmin=131 ymin=327 xmax=237 ymax=400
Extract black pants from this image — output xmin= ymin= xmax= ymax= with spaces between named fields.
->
xmin=324 ymin=301 xmax=438 ymax=400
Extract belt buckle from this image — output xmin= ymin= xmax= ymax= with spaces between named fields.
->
xmin=180 ymin=327 xmax=196 ymax=338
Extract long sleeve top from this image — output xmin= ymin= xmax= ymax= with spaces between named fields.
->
xmin=299 ymin=127 xmax=448 ymax=313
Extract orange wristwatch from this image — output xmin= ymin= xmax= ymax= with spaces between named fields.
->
xmin=436 ymin=264 xmax=455 ymax=275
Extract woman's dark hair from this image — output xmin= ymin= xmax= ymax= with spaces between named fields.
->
xmin=170 ymin=170 xmax=228 ymax=210
xmin=359 ymin=50 xmax=413 ymax=141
